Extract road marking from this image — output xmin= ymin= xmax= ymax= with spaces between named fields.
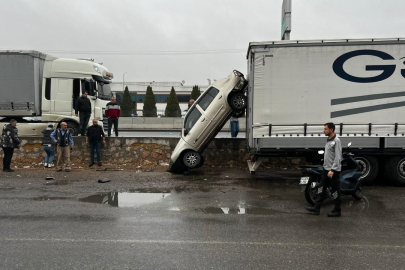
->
xmin=1 ymin=238 xmax=405 ymax=249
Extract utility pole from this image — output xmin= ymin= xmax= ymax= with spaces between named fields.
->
xmin=123 ymin=72 xmax=127 ymax=92
xmin=281 ymin=0 xmax=292 ymax=40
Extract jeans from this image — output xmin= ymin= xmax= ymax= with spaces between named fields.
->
xmin=2 ymin=147 xmax=14 ymax=170
xmin=230 ymin=121 xmax=240 ymax=138
xmin=108 ymin=118 xmax=119 ymax=136
xmin=90 ymin=141 xmax=101 ymax=163
xmin=43 ymin=145 xmax=55 ymax=164
xmin=79 ymin=112 xmax=91 ymax=136
xmin=315 ymin=169 xmax=341 ymax=211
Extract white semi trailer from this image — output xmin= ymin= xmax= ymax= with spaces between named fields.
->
xmin=246 ymin=38 xmax=405 ymax=186
xmin=0 ymin=50 xmax=113 ymax=135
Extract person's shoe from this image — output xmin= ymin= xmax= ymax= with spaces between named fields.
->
xmin=89 ymin=162 xmax=94 ymax=167
xmin=5 ymin=169 xmax=15 ymax=172
xmin=44 ymin=163 xmax=48 ymax=167
xmin=97 ymin=162 xmax=102 ymax=166
xmin=305 ymin=206 xmax=320 ymax=215
xmin=57 ymin=169 xmax=62 ymax=172
xmin=48 ymin=163 xmax=54 ymax=168
xmin=66 ymin=169 xmax=71 ymax=172
xmin=327 ymin=210 xmax=341 ymax=217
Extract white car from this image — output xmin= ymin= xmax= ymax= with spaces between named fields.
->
xmin=169 ymin=70 xmax=247 ymax=172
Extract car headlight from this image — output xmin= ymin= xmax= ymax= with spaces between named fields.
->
xmin=93 ymin=65 xmax=101 ymax=74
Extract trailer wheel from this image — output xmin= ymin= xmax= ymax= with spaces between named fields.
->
xmin=355 ymin=156 xmax=378 ymax=186
xmin=66 ymin=122 xmax=79 ymax=136
xmin=183 ymin=151 xmax=202 ymax=169
xmin=229 ymin=93 xmax=247 ymax=111
xmin=385 ymin=157 xmax=405 ymax=186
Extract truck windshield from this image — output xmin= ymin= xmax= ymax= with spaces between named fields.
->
xmin=98 ymin=82 xmax=112 ymax=100
xmin=184 ymin=107 xmax=202 ymax=136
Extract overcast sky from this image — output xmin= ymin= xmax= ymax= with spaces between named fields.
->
xmin=1 ymin=0 xmax=405 ymax=85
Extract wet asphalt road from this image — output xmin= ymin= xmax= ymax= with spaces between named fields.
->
xmin=0 ymin=168 xmax=404 ymax=269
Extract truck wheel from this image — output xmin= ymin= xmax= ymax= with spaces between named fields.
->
xmin=385 ymin=157 xmax=405 ymax=186
xmin=229 ymin=93 xmax=247 ymax=111
xmin=182 ymin=151 xmax=202 ymax=169
xmin=66 ymin=122 xmax=79 ymax=136
xmin=355 ymin=156 xmax=378 ymax=186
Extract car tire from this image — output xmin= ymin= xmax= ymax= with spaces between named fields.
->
xmin=385 ymin=157 xmax=405 ymax=186
xmin=196 ymin=156 xmax=205 ymax=168
xmin=231 ymin=110 xmax=245 ymax=118
xmin=229 ymin=93 xmax=247 ymax=111
xmin=355 ymin=156 xmax=378 ymax=186
xmin=66 ymin=122 xmax=79 ymax=136
xmin=182 ymin=150 xmax=202 ymax=169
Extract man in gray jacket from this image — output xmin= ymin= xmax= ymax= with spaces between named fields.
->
xmin=306 ymin=122 xmax=342 ymax=217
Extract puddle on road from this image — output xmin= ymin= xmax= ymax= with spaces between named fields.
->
xmin=169 ymin=206 xmax=281 ymax=215
xmin=79 ymin=192 xmax=171 ymax=207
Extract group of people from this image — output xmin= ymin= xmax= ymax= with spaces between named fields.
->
xmin=1 ymin=93 xmax=121 ymax=173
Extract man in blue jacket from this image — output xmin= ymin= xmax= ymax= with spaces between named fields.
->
xmin=51 ymin=122 xmax=74 ymax=172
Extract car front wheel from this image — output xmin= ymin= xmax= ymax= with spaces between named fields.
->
xmin=183 ymin=151 xmax=202 ymax=169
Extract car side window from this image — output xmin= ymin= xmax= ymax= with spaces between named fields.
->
xmin=184 ymin=107 xmax=202 ymax=136
xmin=196 ymin=87 xmax=220 ymax=111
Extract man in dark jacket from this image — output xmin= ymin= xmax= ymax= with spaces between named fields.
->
xmin=1 ymin=119 xmax=20 ymax=172
xmin=86 ymin=119 xmax=106 ymax=167
xmin=105 ymin=96 xmax=121 ymax=137
xmin=75 ymin=91 xmax=92 ymax=136
xmin=42 ymin=124 xmax=55 ymax=168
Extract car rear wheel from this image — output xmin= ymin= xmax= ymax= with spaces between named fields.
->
xmin=229 ymin=93 xmax=247 ymax=111
xmin=183 ymin=151 xmax=202 ymax=169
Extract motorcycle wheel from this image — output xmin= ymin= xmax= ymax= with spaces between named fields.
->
xmin=352 ymin=186 xmax=363 ymax=200
xmin=305 ymin=178 xmax=320 ymax=206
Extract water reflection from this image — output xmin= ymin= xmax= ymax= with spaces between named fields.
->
xmin=169 ymin=206 xmax=280 ymax=215
xmin=79 ymin=192 xmax=171 ymax=207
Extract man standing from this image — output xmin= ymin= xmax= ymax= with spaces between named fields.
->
xmin=75 ymin=91 xmax=92 ymax=136
xmin=230 ymin=116 xmax=240 ymax=138
xmin=1 ymin=119 xmax=20 ymax=172
xmin=105 ymin=96 xmax=121 ymax=137
xmin=86 ymin=119 xmax=106 ymax=167
xmin=51 ymin=122 xmax=74 ymax=172
xmin=305 ymin=122 xmax=342 ymax=217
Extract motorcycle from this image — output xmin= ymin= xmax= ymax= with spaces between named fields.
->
xmin=299 ymin=142 xmax=364 ymax=205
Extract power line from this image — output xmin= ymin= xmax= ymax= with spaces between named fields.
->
xmin=38 ymin=48 xmax=246 ymax=56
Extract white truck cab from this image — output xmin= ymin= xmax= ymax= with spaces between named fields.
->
xmin=0 ymin=51 xmax=114 ymax=135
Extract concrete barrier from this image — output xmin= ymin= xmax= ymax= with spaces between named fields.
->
xmin=0 ymin=137 xmax=303 ymax=170
xmin=118 ymin=117 xmax=246 ymax=131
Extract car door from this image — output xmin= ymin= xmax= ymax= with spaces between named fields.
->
xmin=193 ymin=87 xmax=225 ymax=146
xmin=182 ymin=106 xmax=210 ymax=150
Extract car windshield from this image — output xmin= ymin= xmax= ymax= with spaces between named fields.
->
xmin=196 ymin=87 xmax=220 ymax=111
xmin=184 ymin=107 xmax=202 ymax=136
